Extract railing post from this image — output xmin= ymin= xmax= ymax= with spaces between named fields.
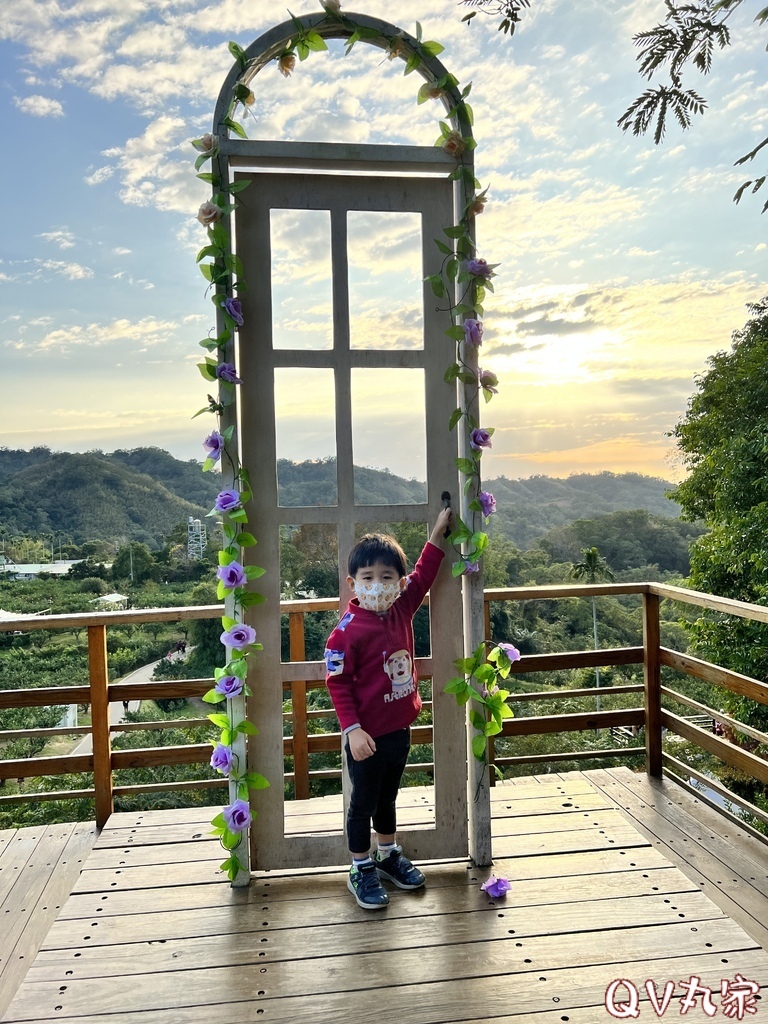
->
xmin=642 ymin=592 xmax=662 ymax=777
xmin=88 ymin=624 xmax=113 ymax=829
xmin=288 ymin=611 xmax=309 ymax=800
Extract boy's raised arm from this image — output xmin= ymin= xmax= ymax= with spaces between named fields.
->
xmin=428 ymin=506 xmax=453 ymax=548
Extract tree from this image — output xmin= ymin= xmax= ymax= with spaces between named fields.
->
xmin=111 ymin=542 xmax=157 ymax=585
xmin=459 ymin=0 xmax=768 ymax=211
xmin=569 ymin=546 xmax=616 ymax=709
xmin=671 ymin=297 xmax=768 ymax=728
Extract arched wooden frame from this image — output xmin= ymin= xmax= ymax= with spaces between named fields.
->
xmin=209 ymin=11 xmax=491 ymax=880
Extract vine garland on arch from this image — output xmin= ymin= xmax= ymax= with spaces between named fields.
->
xmin=190 ymin=2 xmax=521 ymax=880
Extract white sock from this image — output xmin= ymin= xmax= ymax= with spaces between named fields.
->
xmin=376 ymin=842 xmax=397 ymax=860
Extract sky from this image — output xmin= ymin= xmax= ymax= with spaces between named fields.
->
xmin=0 ymin=0 xmax=765 ymax=485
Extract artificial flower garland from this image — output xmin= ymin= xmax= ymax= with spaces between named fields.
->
xmin=191 ymin=3 xmax=520 ymax=881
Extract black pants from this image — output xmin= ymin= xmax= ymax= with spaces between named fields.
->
xmin=345 ymin=728 xmax=410 ymax=853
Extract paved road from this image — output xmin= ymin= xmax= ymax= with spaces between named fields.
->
xmin=71 ymin=651 xmax=187 ymax=756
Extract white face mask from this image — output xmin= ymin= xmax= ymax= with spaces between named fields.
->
xmin=354 ymin=580 xmax=401 ymax=613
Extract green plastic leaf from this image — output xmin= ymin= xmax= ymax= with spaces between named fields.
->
xmin=484 ymin=719 xmax=503 ymax=737
xmin=236 ymin=719 xmax=259 ymax=736
xmin=239 ymin=591 xmax=266 ymax=607
xmin=245 ymin=565 xmax=266 ymax=580
xmin=238 ymin=532 xmax=257 ymax=546
xmin=222 ymin=829 xmax=241 ymax=850
xmin=211 ymin=812 xmax=226 ymax=829
xmin=448 ymin=408 xmax=463 ymax=430
xmin=243 ymin=772 xmax=270 ymax=790
xmin=208 ymin=713 xmax=230 ymax=729
xmin=452 ymin=560 xmax=466 ymax=578
xmin=434 ymin=238 xmax=453 ymax=255
xmin=306 ymin=31 xmax=328 ymax=51
xmin=472 ymin=733 xmax=487 ymax=760
xmin=455 ymin=458 xmax=475 ymax=474
xmin=222 ymin=116 xmax=247 ymax=139
xmin=228 ymin=41 xmax=248 ymax=68
xmin=226 ymin=179 xmax=252 ymax=194
xmin=444 ymin=677 xmax=469 ymax=694
xmin=237 ymin=781 xmax=249 ymax=801
xmin=404 ymin=53 xmax=421 ymax=76
xmin=422 ymin=40 xmax=445 ymax=57
xmin=469 ymin=709 xmax=485 ymax=731
xmin=216 ymin=580 xmax=229 ymax=601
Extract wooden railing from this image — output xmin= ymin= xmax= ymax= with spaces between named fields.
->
xmin=1 ymin=583 xmax=767 ymax=834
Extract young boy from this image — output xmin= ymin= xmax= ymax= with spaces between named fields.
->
xmin=324 ymin=508 xmax=453 ymax=910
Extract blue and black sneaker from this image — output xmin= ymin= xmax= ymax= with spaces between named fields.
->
xmin=348 ymin=862 xmax=390 ymax=909
xmin=376 ymin=846 xmax=425 ymax=890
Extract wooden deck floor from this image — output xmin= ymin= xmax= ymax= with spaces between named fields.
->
xmin=3 ymin=768 xmax=768 ymax=1023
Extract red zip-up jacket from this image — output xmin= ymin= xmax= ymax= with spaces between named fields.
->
xmin=324 ymin=542 xmax=445 ymax=738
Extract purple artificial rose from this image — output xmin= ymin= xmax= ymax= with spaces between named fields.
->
xmin=470 ymin=428 xmax=492 ymax=452
xmin=210 ymin=743 xmax=235 ymax=775
xmin=466 ymin=257 xmax=492 ymax=279
xmin=217 ymin=561 xmax=248 ymax=590
xmin=214 ymin=674 xmax=244 ymax=699
xmin=481 ymin=875 xmax=511 ymax=899
xmin=203 ymin=430 xmax=225 ymax=461
xmin=497 ymin=642 xmax=522 ymax=663
xmin=215 ymin=362 xmax=243 ymax=384
xmin=464 ymin=319 xmax=483 ymax=346
xmin=478 ymin=368 xmax=498 ymax=394
xmin=217 ymin=565 xmax=246 ymax=589
xmin=221 ymin=623 xmax=257 ymax=649
xmin=214 ymin=489 xmax=242 ymax=513
xmin=478 ymin=490 xmax=496 ymax=517
xmin=222 ymin=296 xmax=244 ymax=326
xmin=223 ymin=798 xmax=252 ymax=833
xmin=461 ymin=559 xmax=480 ymax=576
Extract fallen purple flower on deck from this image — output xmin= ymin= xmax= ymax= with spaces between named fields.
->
xmin=481 ymin=875 xmax=511 ymax=898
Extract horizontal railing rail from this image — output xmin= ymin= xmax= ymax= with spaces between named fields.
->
xmin=0 ymin=582 xmax=766 ymax=836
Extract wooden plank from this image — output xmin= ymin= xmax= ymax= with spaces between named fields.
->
xmin=110 ymin=745 xmax=211 ymax=770
xmin=88 ymin=624 xmax=112 ymax=830
xmin=643 ymin=592 xmax=662 ymax=776
xmin=0 ymin=604 xmax=222 ymax=634
xmin=31 ymin=908 xmax=740 ymax=983
xmin=7 ymin=949 xmax=768 ymax=1022
xmin=0 ymin=756 xmax=93 ymax=781
xmin=0 ymin=823 xmax=95 ymax=1022
xmin=0 ymin=830 xmax=48 ymax=909
xmin=501 ymin=708 xmax=644 ymax=736
xmin=660 ymin=685 xmax=768 ymax=746
xmin=0 ymin=688 xmax=90 ymax=710
xmin=661 ymin=646 xmax=768 ymax=705
xmin=662 ymin=710 xmax=768 ymax=785
xmin=506 ymin=683 xmax=643 ymax=701
xmin=49 ymin=864 xmax=690 ymax=938
xmin=486 ymin=583 xmax=646 ymax=600
xmin=651 ymin=581 xmax=768 ymax=623
xmin=587 ymin=766 xmax=768 ymax=949
xmin=508 ymin=647 xmax=644 ymax=674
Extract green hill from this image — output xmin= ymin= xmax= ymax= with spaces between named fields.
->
xmin=0 ymin=451 xmax=210 ymax=548
xmin=0 ymin=447 xmax=683 ymax=551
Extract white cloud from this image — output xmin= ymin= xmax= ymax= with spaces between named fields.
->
xmin=84 ymin=166 xmax=116 ymax=186
xmin=38 ymin=229 xmax=76 ymax=249
xmin=39 ymin=260 xmax=94 ymax=280
xmin=13 ymin=94 xmax=64 ymax=117
xmin=34 ymin=316 xmax=179 ymax=352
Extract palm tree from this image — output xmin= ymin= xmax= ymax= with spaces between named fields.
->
xmin=569 ymin=547 xmax=616 ymax=711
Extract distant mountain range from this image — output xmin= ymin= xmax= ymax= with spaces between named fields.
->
xmin=0 ymin=447 xmax=681 ymax=550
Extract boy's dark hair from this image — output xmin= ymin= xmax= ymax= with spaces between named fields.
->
xmin=348 ymin=533 xmax=407 ymax=578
